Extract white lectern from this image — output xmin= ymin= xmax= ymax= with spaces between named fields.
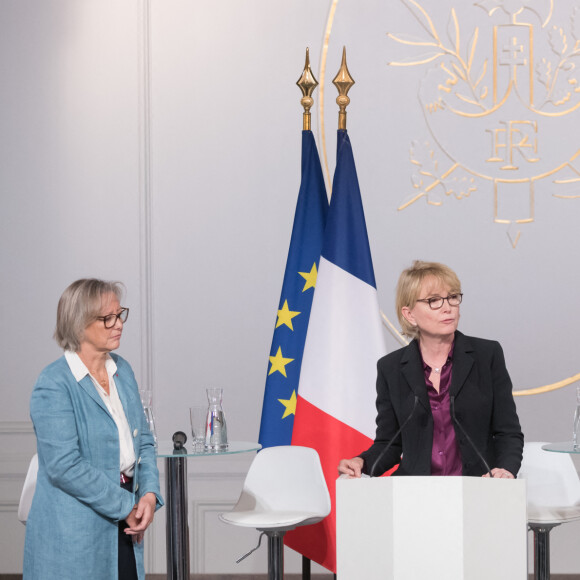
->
xmin=336 ymin=476 xmax=527 ymax=580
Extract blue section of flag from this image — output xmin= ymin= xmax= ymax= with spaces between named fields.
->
xmin=322 ymin=130 xmax=376 ymax=289
xmin=258 ymin=130 xmax=328 ymax=448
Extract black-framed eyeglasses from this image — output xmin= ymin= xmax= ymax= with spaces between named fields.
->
xmin=415 ymin=294 xmax=463 ymax=310
xmin=97 ymin=307 xmax=129 ymax=328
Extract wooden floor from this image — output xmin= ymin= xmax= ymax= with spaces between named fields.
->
xmin=0 ymin=577 xmax=333 ymax=580
xmin=0 ymin=576 xmax=335 ymax=580
xmin=148 ymin=576 xmax=333 ymax=580
xmin=5 ymin=564 xmax=580 ymax=577
xmin=148 ymin=576 xmax=334 ymax=579
xmin=0 ymin=573 xmax=580 ymax=580
xmin=153 ymin=572 xmax=568 ymax=580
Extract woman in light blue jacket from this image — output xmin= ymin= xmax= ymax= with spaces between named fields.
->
xmin=24 ymin=279 xmax=163 ymax=580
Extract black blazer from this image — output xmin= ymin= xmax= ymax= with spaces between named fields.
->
xmin=359 ymin=331 xmax=523 ymax=477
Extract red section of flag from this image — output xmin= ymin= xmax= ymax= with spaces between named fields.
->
xmin=286 ymin=396 xmax=397 ymax=572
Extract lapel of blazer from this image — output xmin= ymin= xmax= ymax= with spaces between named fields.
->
xmin=76 ymin=375 xmax=111 ymax=416
xmin=114 ymin=368 xmax=136 ymax=429
xmin=401 ymin=339 xmax=430 ymax=411
xmin=450 ymin=331 xmax=475 ymax=398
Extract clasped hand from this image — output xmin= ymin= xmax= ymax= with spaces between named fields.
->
xmin=124 ymin=492 xmax=157 ymax=544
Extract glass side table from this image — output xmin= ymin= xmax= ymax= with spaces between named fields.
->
xmin=541 ymin=442 xmax=580 ymax=453
xmin=539 ymin=442 xmax=580 ymax=579
xmin=157 ymin=441 xmax=261 ymax=580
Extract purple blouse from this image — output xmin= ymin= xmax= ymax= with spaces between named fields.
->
xmin=422 ymin=346 xmax=462 ymax=476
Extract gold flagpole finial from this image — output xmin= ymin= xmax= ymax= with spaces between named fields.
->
xmin=332 ymin=47 xmax=355 ymax=130
xmin=296 ymin=47 xmax=319 ymax=131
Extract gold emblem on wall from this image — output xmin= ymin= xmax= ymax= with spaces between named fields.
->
xmin=319 ymin=0 xmax=579 ymax=396
xmin=388 ymin=0 xmax=580 ymax=249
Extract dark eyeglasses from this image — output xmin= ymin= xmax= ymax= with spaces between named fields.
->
xmin=96 ymin=307 xmax=129 ymax=328
xmin=415 ymin=294 xmax=463 ymax=310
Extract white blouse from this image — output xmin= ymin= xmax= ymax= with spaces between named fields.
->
xmin=65 ymin=351 xmax=136 ymax=476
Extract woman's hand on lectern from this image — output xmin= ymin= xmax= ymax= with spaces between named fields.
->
xmin=482 ymin=467 xmax=514 ymax=479
xmin=338 ymin=457 xmax=364 ymax=478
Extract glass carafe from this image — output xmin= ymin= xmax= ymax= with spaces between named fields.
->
xmin=205 ymin=388 xmax=228 ymax=450
xmin=573 ymin=385 xmax=580 ymax=449
xmin=139 ymin=389 xmax=158 ymax=450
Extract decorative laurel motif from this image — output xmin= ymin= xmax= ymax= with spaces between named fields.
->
xmin=320 ymin=0 xmax=580 ymax=395
xmin=386 ymin=0 xmax=580 ymax=241
xmin=388 ymin=2 xmax=490 ymax=113
xmin=389 ymin=0 xmax=580 ymax=115
xmin=408 ymin=140 xmax=476 ymax=206
xmin=536 ymin=13 xmax=580 ymax=108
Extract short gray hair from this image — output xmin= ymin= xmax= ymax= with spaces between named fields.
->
xmin=54 ymin=279 xmax=124 ymax=351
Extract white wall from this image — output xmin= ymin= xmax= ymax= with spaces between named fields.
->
xmin=1 ymin=0 xmax=580 ymax=574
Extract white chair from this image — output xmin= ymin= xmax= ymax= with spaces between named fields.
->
xmin=219 ymin=445 xmax=331 ymax=580
xmin=18 ymin=453 xmax=38 ymax=525
xmin=518 ymin=442 xmax=580 ymax=580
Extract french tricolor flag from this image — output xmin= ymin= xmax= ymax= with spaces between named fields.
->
xmin=286 ymin=129 xmax=388 ymax=572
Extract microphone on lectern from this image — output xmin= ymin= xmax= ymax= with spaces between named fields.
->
xmin=369 ymin=396 xmax=419 ymax=478
xmin=450 ymin=396 xmax=492 ymax=477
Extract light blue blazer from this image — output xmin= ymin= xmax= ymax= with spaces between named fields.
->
xmin=24 ymin=354 xmax=163 ymax=580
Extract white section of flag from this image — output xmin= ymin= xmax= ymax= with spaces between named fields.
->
xmin=297 ymin=256 xmax=388 ymax=439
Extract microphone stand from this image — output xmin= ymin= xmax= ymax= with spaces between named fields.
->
xmin=450 ymin=396 xmax=492 ymax=477
xmin=370 ymin=396 xmax=419 ymax=477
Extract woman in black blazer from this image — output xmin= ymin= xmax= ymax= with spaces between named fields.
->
xmin=338 ymin=261 xmax=523 ymax=478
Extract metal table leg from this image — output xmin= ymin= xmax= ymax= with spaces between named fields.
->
xmin=165 ymin=455 xmax=190 ymax=580
xmin=531 ymin=523 xmax=557 ymax=580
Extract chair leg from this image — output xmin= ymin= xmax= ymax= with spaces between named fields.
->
xmin=531 ymin=524 xmax=558 ymax=580
xmin=266 ymin=530 xmax=286 ymax=580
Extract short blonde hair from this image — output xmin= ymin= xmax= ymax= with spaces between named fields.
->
xmin=54 ymin=279 xmax=124 ymax=352
xmin=396 ymin=261 xmax=461 ymax=339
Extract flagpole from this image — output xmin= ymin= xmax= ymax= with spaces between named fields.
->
xmin=332 ymin=46 xmax=355 ymax=130
xmin=296 ymin=47 xmax=319 ymax=131
xmin=296 ymin=48 xmax=322 ymax=580
xmin=258 ymin=50 xmax=328 ymax=451
xmin=287 ymin=54 xmax=388 ymax=569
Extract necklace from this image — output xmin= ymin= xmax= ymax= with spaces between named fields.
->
xmin=424 ymin=359 xmax=446 ymax=374
xmin=92 ymin=371 xmax=108 ymax=387
xmin=420 ymin=343 xmax=452 ymax=376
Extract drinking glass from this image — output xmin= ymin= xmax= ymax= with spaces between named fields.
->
xmin=140 ymin=389 xmax=158 ymax=449
xmin=190 ymin=406 xmax=207 ymax=451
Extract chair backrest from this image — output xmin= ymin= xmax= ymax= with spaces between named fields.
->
xmin=518 ymin=442 xmax=580 ymax=508
xmin=236 ymin=445 xmax=330 ymax=516
xmin=18 ymin=453 xmax=38 ymax=525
